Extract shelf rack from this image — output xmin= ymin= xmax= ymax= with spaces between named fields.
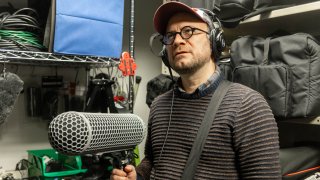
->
xmin=0 ymin=49 xmax=119 ymax=68
xmin=0 ymin=0 xmax=135 ymax=111
xmin=223 ymin=1 xmax=320 ymax=44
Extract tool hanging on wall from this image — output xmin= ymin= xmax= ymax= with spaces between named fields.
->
xmin=113 ymin=76 xmax=127 ymax=106
xmin=118 ymin=52 xmax=137 ymax=76
xmin=118 ymin=52 xmax=137 ymax=113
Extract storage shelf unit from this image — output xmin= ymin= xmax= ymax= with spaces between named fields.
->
xmin=0 ymin=0 xmax=136 ymax=111
xmin=223 ymin=1 xmax=320 ymax=44
xmin=223 ymin=1 xmax=320 ymax=126
xmin=0 ymin=49 xmax=119 ymax=68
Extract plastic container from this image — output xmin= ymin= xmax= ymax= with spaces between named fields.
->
xmin=27 ymin=149 xmax=87 ymax=180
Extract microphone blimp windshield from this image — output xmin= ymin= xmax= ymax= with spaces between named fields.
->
xmin=48 ymin=111 xmax=146 ymax=156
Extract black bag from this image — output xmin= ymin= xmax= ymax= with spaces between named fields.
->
xmin=280 ymin=146 xmax=320 ymax=180
xmin=177 ymin=0 xmax=218 ymax=10
xmin=217 ymin=0 xmax=272 ymax=27
xmin=218 ymin=57 xmax=233 ymax=81
xmin=178 ymin=0 xmax=288 ymax=28
xmin=230 ymin=33 xmax=320 ymax=118
xmin=146 ymin=74 xmax=177 ymax=108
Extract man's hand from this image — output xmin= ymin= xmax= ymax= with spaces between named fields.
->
xmin=110 ymin=165 xmax=137 ymax=180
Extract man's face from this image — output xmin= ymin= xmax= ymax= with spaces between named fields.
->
xmin=165 ymin=12 xmax=212 ymax=75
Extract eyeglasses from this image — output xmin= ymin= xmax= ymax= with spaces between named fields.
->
xmin=161 ymin=26 xmax=209 ymax=45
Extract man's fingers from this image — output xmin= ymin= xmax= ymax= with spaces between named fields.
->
xmin=111 ymin=165 xmax=136 ymax=180
xmin=112 ymin=168 xmax=128 ymax=177
xmin=124 ymin=165 xmax=135 ymax=173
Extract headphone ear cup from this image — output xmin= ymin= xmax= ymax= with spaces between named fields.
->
xmin=210 ymin=29 xmax=219 ymax=58
xmin=201 ymin=8 xmax=226 ymax=58
xmin=210 ymin=28 xmax=226 ymax=59
xmin=215 ymin=31 xmax=226 ymax=53
xmin=160 ymin=48 xmax=170 ymax=67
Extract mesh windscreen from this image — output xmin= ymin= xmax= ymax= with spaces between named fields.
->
xmin=48 ymin=112 xmax=146 ymax=155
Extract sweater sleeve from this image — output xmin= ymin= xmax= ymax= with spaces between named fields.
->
xmin=135 ymin=136 xmax=153 ymax=180
xmin=233 ymin=90 xmax=281 ymax=179
xmin=135 ymin=103 xmax=156 ymax=180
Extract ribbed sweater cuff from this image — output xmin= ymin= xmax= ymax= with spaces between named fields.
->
xmin=137 ymin=172 xmax=144 ymax=180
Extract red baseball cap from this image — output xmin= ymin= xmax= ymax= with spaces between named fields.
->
xmin=153 ymin=2 xmax=212 ymax=35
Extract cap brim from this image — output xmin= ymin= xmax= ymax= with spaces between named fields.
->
xmin=153 ymin=2 xmax=205 ymax=35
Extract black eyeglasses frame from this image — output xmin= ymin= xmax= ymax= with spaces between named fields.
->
xmin=161 ymin=26 xmax=209 ymax=45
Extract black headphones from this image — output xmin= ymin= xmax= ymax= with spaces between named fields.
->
xmin=160 ymin=8 xmax=226 ymax=68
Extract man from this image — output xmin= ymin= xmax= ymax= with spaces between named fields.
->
xmin=111 ymin=2 xmax=281 ymax=180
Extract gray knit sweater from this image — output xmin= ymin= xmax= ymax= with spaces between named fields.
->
xmin=136 ymin=80 xmax=281 ymax=180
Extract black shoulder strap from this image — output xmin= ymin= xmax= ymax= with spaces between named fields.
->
xmin=181 ymin=80 xmax=232 ymax=180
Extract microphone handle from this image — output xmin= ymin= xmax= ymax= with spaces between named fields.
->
xmin=111 ymin=150 xmax=132 ymax=169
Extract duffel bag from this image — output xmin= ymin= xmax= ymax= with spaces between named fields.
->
xmin=230 ymin=33 xmax=320 ymax=118
xmin=280 ymin=146 xmax=320 ymax=180
xmin=177 ymin=0 xmax=218 ymax=10
xmin=177 ymin=0 xmax=289 ymax=28
xmin=217 ymin=0 xmax=290 ymax=28
xmin=217 ymin=0 xmax=272 ymax=27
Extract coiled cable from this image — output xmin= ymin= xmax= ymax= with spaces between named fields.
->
xmin=0 ymin=30 xmax=44 ymax=51
xmin=0 ymin=8 xmax=44 ymax=51
xmin=0 ymin=8 xmax=40 ymax=31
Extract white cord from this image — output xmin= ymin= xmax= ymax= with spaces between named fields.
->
xmin=153 ymin=90 xmax=174 ymax=180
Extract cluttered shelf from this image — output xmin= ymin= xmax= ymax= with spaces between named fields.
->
xmin=0 ymin=49 xmax=119 ymax=68
xmin=223 ymin=1 xmax=320 ymax=44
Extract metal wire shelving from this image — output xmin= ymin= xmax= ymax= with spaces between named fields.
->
xmin=0 ymin=49 xmax=119 ymax=68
